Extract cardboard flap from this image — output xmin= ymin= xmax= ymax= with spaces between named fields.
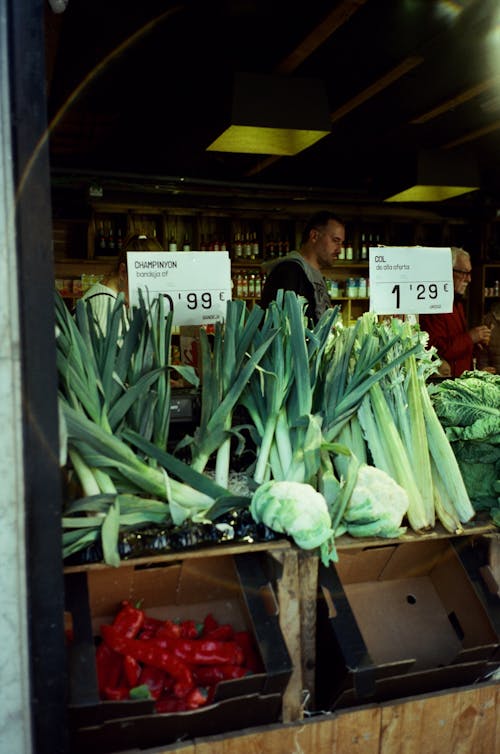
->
xmin=234 ymin=553 xmax=292 ymax=692
xmin=317 ymin=562 xmax=372 ymax=671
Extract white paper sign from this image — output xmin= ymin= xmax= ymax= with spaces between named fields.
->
xmin=369 ymin=246 xmax=454 ymax=315
xmin=127 ymin=251 xmax=232 ymax=325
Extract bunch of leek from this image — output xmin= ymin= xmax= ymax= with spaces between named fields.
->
xmin=56 ymin=290 xmax=241 ymax=564
xmin=175 ymin=299 xmax=277 ymax=488
xmin=240 ymin=291 xmax=339 ymax=486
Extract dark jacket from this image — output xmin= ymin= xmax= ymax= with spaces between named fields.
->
xmin=260 ymin=252 xmax=331 ymax=325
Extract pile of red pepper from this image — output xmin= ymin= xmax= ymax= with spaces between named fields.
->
xmin=96 ymin=600 xmax=262 ymax=713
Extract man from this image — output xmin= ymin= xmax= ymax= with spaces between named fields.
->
xmin=260 ymin=211 xmax=345 ymax=325
xmin=419 ymin=247 xmax=491 ymax=377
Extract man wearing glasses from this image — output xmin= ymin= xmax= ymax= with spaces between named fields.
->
xmin=420 ymin=247 xmax=492 ymax=377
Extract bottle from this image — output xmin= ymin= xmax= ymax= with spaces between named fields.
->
xmin=116 ymin=228 xmax=123 ymax=251
xmin=98 ymin=221 xmax=106 ymax=252
xmin=234 ymin=232 xmax=243 ymax=259
xmin=266 ymin=234 xmax=275 ymax=259
xmin=241 ymin=271 xmax=249 ymax=298
xmin=248 ymin=272 xmax=256 ymax=298
xmin=108 ymin=223 xmax=115 ymax=252
xmin=235 ymin=272 xmax=244 ymax=298
xmin=346 ymin=245 xmax=354 ymax=261
xmin=182 ymin=233 xmax=191 ymax=251
xmin=360 ymin=233 xmax=368 ymax=261
xmin=168 ymin=232 xmax=177 ymax=251
xmin=243 ymin=232 xmax=252 ymax=259
xmin=251 ymin=232 xmax=259 ymax=259
xmin=254 ymin=272 xmax=262 ymax=298
xmin=200 ymin=234 xmax=207 ymax=251
xmin=338 ymin=246 xmax=346 ymax=260
xmin=495 ymin=280 xmax=500 ymax=296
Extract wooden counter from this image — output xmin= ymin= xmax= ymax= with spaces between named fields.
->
xmin=120 ymin=681 xmax=500 ymax=754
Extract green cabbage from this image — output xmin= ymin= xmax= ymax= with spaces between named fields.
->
xmin=429 ymin=371 xmax=500 ymax=508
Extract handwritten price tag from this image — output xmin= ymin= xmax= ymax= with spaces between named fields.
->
xmin=369 ymin=246 xmax=453 ymax=315
xmin=127 ymin=251 xmax=232 ymax=325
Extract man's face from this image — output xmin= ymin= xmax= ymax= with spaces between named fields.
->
xmin=452 ymin=255 xmax=472 ymax=296
xmin=312 ymin=220 xmax=345 ymax=268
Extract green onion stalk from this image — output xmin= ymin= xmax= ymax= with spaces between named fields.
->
xmin=176 ymin=300 xmax=277 ymax=489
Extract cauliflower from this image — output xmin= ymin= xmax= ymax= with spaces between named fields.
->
xmin=250 ymin=480 xmax=335 ymax=561
xmin=343 ymin=463 xmax=409 ymax=538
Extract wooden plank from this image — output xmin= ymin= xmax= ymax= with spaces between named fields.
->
xmin=336 ymin=521 xmax=496 ymax=552
xmin=115 ymin=683 xmax=499 ymax=754
xmin=275 ymin=0 xmax=369 ymax=75
xmin=380 ymin=684 xmax=499 ymax=754
xmin=273 ymin=548 xmax=304 ymax=723
xmin=410 ymin=77 xmax=500 ymax=125
xmin=63 ymin=539 xmax=292 ymax=574
xmin=298 ymin=551 xmax=319 ymax=706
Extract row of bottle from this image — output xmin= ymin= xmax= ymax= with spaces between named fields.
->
xmin=327 ymin=277 xmax=369 ymax=298
xmin=96 ymin=221 xmax=124 ymax=254
xmin=232 ymin=270 xmax=266 ymax=299
xmin=339 ymin=233 xmax=382 ymax=262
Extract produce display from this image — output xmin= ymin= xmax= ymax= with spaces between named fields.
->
xmin=56 ymin=289 xmax=486 ymax=568
xmin=95 ymin=600 xmax=260 ymax=710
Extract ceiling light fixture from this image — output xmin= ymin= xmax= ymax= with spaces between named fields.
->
xmin=384 ymin=148 xmax=480 ymax=202
xmin=207 ymin=72 xmax=331 ymax=156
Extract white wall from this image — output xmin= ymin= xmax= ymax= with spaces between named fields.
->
xmin=0 ymin=3 xmax=33 ymax=753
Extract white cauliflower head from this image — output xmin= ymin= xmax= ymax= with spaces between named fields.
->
xmin=344 ymin=464 xmax=409 ymax=538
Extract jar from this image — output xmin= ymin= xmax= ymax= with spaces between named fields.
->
xmin=346 ymin=277 xmax=358 ymax=298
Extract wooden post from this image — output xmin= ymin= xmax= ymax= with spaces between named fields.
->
xmin=298 ymin=551 xmax=319 ymax=708
xmin=272 ymin=547 xmax=303 ymax=722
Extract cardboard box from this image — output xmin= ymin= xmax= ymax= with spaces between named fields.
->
xmin=65 ymin=552 xmax=292 ymax=751
xmin=315 ymin=540 xmax=500 ymax=711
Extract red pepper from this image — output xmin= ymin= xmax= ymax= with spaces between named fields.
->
xmin=155 ymin=619 xmax=182 ymax=640
xmin=140 ymin=615 xmax=164 ymax=639
xmin=168 ymin=638 xmax=244 ymax=666
xmin=101 ymin=625 xmax=193 ymax=698
xmin=202 ymin=613 xmax=219 ymax=635
xmin=112 ymin=601 xmax=145 ymax=639
xmin=95 ymin=642 xmax=124 ymax=696
xmin=141 ymin=635 xmax=245 ymax=666
xmin=102 ymin=685 xmax=130 ymax=701
xmin=202 ymin=623 xmax=234 ymax=641
xmin=123 ymin=655 xmax=141 ymax=687
xmin=233 ymin=630 xmax=262 ymax=672
xmin=185 ymin=686 xmax=208 ymax=710
xmin=155 ymin=696 xmax=187 ymax=713
xmin=180 ymin=619 xmax=202 ymax=639
xmin=192 ymin=664 xmax=249 ymax=686
xmin=138 ymin=665 xmax=166 ymax=700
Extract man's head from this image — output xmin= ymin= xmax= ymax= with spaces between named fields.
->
xmin=451 ymin=247 xmax=472 ymax=296
xmin=300 ymin=211 xmax=345 ymax=270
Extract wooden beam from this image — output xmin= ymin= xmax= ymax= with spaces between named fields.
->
xmin=330 ymin=56 xmax=424 ymax=123
xmin=443 ymin=118 xmax=500 ymax=149
xmin=274 ymin=0 xmax=369 ymax=75
xmin=410 ymin=76 xmax=500 ymax=125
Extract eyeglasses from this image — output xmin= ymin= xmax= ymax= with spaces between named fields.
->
xmin=453 ymin=268 xmax=472 ymax=278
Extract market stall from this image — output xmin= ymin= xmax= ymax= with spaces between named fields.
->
xmin=58 ymin=279 xmax=500 ymax=753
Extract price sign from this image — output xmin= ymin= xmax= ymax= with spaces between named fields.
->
xmin=127 ymin=251 xmax=232 ymax=325
xmin=369 ymin=246 xmax=453 ymax=315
